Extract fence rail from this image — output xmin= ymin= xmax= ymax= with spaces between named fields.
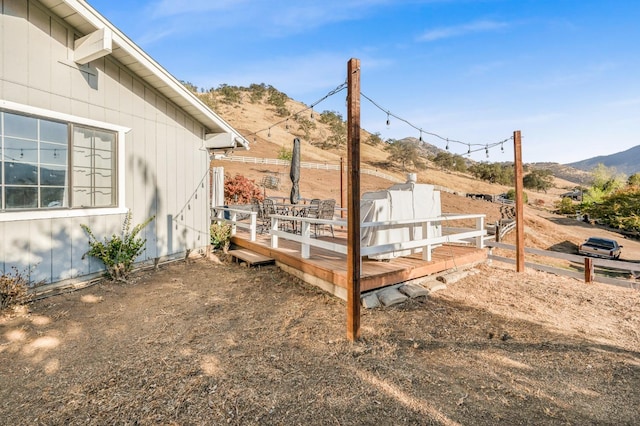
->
xmin=220 ymin=156 xmax=467 ymax=194
xmin=486 ymin=241 xmax=640 ymax=290
xmin=212 ymin=206 xmax=485 ymax=261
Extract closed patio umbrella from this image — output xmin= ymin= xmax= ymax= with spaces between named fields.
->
xmin=290 ymin=137 xmax=301 ymax=204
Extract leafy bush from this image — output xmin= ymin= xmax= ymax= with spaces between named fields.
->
xmin=506 ymin=189 xmax=528 ymax=204
xmin=555 ymin=197 xmax=578 ymax=214
xmin=224 ymin=174 xmax=263 ymax=204
xmin=278 ymin=145 xmax=292 ymax=161
xmin=81 ymin=212 xmax=155 ymax=282
xmin=210 ymin=222 xmax=232 ymax=252
xmin=0 ymin=267 xmax=31 ymax=311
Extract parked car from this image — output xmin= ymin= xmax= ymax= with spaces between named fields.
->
xmin=578 ymin=237 xmax=622 ymax=260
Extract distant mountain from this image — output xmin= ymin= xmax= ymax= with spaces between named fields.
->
xmin=567 ymin=145 xmax=640 ymax=176
xmin=528 ymin=162 xmax=592 ymax=185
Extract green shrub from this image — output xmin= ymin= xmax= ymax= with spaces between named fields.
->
xmin=210 ymin=222 xmax=232 ymax=252
xmin=81 ymin=212 xmax=155 ymax=282
xmin=0 ymin=267 xmax=31 ymax=311
xmin=506 ymin=189 xmax=528 ymax=204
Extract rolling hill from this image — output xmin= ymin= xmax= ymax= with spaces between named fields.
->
xmin=568 ymin=144 xmax=640 ymax=176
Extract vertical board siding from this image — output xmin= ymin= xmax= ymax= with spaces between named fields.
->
xmin=0 ymin=0 xmax=212 ymax=284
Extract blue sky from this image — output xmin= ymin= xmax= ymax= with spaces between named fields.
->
xmin=87 ymin=0 xmax=640 ymax=165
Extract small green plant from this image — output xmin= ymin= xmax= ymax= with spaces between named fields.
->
xmin=81 ymin=212 xmax=155 ymax=282
xmin=0 ymin=267 xmax=31 ymax=311
xmin=210 ymin=222 xmax=232 ymax=252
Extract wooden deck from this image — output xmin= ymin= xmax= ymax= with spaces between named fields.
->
xmin=230 ymin=227 xmax=487 ymax=300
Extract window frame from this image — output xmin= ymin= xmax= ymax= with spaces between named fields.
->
xmin=0 ymin=100 xmax=128 ymax=222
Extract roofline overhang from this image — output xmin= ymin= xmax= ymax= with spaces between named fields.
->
xmin=55 ymin=0 xmax=249 ymax=150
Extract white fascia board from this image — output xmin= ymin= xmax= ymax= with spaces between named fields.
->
xmin=64 ymin=1 xmax=250 ymax=148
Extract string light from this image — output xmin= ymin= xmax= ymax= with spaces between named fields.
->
xmin=231 ymin=79 xmax=512 ymax=158
xmin=361 ymin=91 xmax=512 ymax=157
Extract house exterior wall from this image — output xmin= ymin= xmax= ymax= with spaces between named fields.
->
xmin=0 ymin=0 xmax=211 ymax=284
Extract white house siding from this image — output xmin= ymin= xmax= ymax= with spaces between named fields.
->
xmin=0 ymin=0 xmax=211 ymax=284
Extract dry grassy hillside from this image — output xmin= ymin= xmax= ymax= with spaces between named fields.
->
xmin=208 ymin=90 xmax=573 ymax=208
xmin=206 ymin=89 xmax=640 ymax=259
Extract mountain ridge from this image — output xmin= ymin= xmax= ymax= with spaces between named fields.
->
xmin=567 ymin=145 xmax=640 ymax=176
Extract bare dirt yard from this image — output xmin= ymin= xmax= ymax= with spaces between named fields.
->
xmin=1 ymin=257 xmax=639 ymax=425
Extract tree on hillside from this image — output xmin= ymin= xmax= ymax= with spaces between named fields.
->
xmin=263 ymin=86 xmax=289 ymax=117
xmin=523 ymin=169 xmax=554 ymax=193
xmin=582 ymin=186 xmax=640 ymax=231
xmin=582 ymin=163 xmax=626 ymax=205
xmin=384 ymin=139 xmax=425 ymax=171
xmin=432 ymin=151 xmax=454 ymax=170
xmin=628 ymin=173 xmax=640 ymax=187
xmin=318 ymin=111 xmax=347 ymax=148
xmin=468 ymin=162 xmax=514 ymax=185
xmin=366 ymin=132 xmax=383 ymax=146
xmin=248 ymin=83 xmax=268 ymax=103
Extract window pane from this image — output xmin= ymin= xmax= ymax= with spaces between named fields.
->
xmin=72 ymin=126 xmax=116 ymax=208
xmin=40 ymin=165 xmax=66 ymax=186
xmin=5 ymin=138 xmax=38 ymax=163
xmin=5 ymin=186 xmax=38 ymax=209
xmin=5 ymin=162 xmax=38 ymax=185
xmin=41 ymin=187 xmax=66 ymax=208
xmin=4 ymin=113 xmax=37 ymax=139
xmin=40 ymin=142 xmax=67 ymax=166
xmin=40 ymin=120 xmax=67 ymax=143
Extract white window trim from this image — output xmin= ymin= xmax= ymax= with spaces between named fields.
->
xmin=0 ymin=100 xmax=129 ymax=222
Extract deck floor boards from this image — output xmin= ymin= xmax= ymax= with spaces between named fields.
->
xmin=230 ymin=227 xmax=487 ymax=295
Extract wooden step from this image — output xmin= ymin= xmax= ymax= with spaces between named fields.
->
xmin=228 ymin=249 xmax=275 ymax=266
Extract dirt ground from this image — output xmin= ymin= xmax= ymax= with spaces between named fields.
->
xmin=1 ymin=256 xmax=639 ymax=425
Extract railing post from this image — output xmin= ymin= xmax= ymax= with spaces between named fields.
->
xmin=476 ymin=216 xmax=484 ymax=249
xmin=301 ymin=221 xmax=311 ymax=259
xmin=270 ymin=217 xmax=279 ymax=248
xmin=584 ymin=257 xmax=594 ymax=283
xmin=249 ymin=212 xmax=257 ymax=242
xmin=230 ymin=212 xmax=237 ymax=236
xmin=422 ymin=220 xmax=432 ymax=261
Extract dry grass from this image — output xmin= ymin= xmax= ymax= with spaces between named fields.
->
xmin=1 ymin=259 xmax=638 ymax=425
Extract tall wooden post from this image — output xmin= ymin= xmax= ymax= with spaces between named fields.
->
xmin=513 ymin=130 xmax=525 ymax=272
xmin=340 ymin=157 xmax=346 ymax=219
xmin=346 ymin=58 xmax=361 ymax=341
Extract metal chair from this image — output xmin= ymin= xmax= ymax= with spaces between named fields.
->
xmin=259 ymin=198 xmax=278 ymax=233
xmin=317 ymin=199 xmax=336 ymax=237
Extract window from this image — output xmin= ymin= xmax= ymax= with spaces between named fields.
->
xmin=1 ymin=110 xmax=117 ymax=210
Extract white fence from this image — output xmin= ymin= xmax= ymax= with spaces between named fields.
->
xmin=212 ymin=206 xmax=486 ymax=261
xmin=220 ymin=155 xmax=467 ymax=195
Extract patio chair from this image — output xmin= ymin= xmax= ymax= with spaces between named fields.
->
xmin=315 ymin=199 xmax=336 ymax=238
xmin=259 ymin=198 xmax=278 ymax=233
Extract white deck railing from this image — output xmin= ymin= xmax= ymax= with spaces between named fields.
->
xmin=212 ymin=207 xmax=486 ymax=260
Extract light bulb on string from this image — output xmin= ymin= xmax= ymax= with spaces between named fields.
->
xmin=467 ymin=144 xmax=471 ymax=155
xmin=485 ymin=145 xmax=489 ymax=158
xmin=310 ymin=107 xmax=314 ymax=120
xmin=285 ymin=119 xmax=289 ymax=130
xmin=268 ymin=128 xmax=271 ymax=138
xmin=386 ymin=112 xmax=390 ymax=127
xmin=501 ymin=142 xmax=504 ymax=153
xmin=445 ymin=139 xmax=449 ymax=151
xmin=419 ymin=130 xmax=423 ymax=142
